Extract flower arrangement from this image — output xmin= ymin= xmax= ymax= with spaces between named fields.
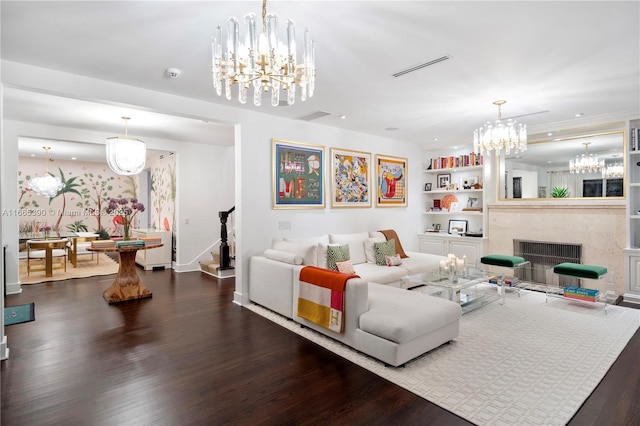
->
xmin=40 ymin=224 xmax=52 ymax=239
xmin=106 ymin=197 xmax=145 ymax=240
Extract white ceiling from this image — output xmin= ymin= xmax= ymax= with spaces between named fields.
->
xmin=2 ymin=1 xmax=639 ymax=155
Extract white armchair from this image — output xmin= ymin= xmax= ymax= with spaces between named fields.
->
xmin=70 ymin=232 xmax=100 ymax=267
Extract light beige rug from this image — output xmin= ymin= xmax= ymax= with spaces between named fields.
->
xmin=246 ymin=289 xmax=640 ymax=426
xmin=19 ymin=253 xmax=119 ymax=284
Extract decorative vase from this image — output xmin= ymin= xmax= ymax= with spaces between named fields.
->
xmin=122 ymin=221 xmax=130 ymax=241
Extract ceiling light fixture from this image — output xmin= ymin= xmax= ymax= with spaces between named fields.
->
xmin=106 ymin=117 xmax=146 ymax=176
xmin=603 ymin=154 xmax=623 ymax=178
xmin=569 ymin=142 xmax=604 ymax=174
xmin=28 ymin=146 xmax=64 ymax=197
xmin=212 ymin=0 xmax=316 ymax=106
xmin=474 ymin=100 xmax=527 ymax=156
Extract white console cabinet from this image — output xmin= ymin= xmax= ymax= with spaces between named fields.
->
xmin=131 ymin=229 xmax=172 ymax=270
xmin=418 ymin=233 xmax=486 ymax=266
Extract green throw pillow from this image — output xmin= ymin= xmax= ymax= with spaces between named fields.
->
xmin=327 ymin=244 xmax=350 ymax=271
xmin=374 ymin=239 xmax=396 ymax=266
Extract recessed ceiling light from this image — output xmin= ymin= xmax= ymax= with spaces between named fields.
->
xmin=165 ymin=68 xmax=181 ymax=78
xmin=433 ymin=137 xmax=439 ymax=141
xmin=385 ymin=127 xmax=399 ymax=131
xmin=71 ymin=157 xmax=77 ymax=160
xmin=575 ymin=112 xmax=584 ymax=117
xmin=339 ymin=115 xmax=346 ymax=120
xmin=30 ymin=154 xmax=36 ymax=157
xmin=547 ymin=132 xmax=553 ymax=136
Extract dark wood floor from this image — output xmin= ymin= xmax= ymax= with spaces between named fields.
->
xmin=1 ymin=269 xmax=639 ymax=425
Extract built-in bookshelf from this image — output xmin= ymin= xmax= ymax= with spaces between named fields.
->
xmin=624 ymin=119 xmax=640 ymax=303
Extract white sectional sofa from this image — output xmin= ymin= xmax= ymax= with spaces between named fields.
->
xmin=249 ymin=231 xmax=462 ymax=367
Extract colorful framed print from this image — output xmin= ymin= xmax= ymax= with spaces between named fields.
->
xmin=272 ymin=139 xmax=325 ymax=209
xmin=375 ymin=154 xmax=408 ymax=207
xmin=330 ymin=148 xmax=372 ymax=208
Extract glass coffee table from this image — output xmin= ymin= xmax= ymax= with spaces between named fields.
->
xmin=401 ymin=266 xmax=501 ymax=314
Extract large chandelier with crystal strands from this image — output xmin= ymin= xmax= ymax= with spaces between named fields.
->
xmin=212 ymin=0 xmax=316 ymax=106
xmin=106 ymin=117 xmax=146 ymax=176
xmin=28 ymin=146 xmax=64 ymax=197
xmin=473 ymin=100 xmax=527 ymax=156
xmin=603 ymin=155 xmax=623 ymax=178
xmin=569 ymin=142 xmax=604 ymax=174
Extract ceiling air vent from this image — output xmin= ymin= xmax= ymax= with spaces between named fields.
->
xmin=297 ymin=111 xmax=332 ymax=121
xmin=392 ymin=55 xmax=452 ymax=78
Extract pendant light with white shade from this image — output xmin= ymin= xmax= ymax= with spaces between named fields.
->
xmin=106 ymin=116 xmax=146 ymax=175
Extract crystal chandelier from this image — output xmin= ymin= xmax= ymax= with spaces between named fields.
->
xmin=106 ymin=117 xmax=146 ymax=176
xmin=602 ymin=155 xmax=623 ymax=178
xmin=569 ymin=142 xmax=604 ymax=174
xmin=473 ymin=100 xmax=527 ymax=155
xmin=211 ymin=0 xmax=316 ymax=106
xmin=28 ymin=146 xmax=64 ymax=197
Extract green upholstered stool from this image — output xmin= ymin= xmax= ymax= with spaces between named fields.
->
xmin=553 ymin=262 xmax=607 ymax=279
xmin=480 ymin=254 xmax=531 ymax=303
xmin=550 ymin=262 xmax=612 ymax=313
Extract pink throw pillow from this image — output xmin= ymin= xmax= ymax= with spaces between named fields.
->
xmin=336 ymin=259 xmax=356 ymax=274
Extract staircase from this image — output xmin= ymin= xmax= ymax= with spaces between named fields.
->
xmin=200 ymin=206 xmax=235 ymax=279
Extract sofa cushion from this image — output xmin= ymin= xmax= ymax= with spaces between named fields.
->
xmin=374 ymin=239 xmax=396 ymax=266
xmin=336 ymin=259 xmax=356 ymax=274
xmin=264 ymin=249 xmax=303 ymax=265
xmin=385 ymin=254 xmax=402 ymax=266
xmin=327 ymin=244 xmax=350 ymax=271
xmin=272 ymin=240 xmax=317 ymax=266
xmin=352 ymin=262 xmax=407 ymax=285
xmin=364 ymin=237 xmax=386 ymax=264
xmin=553 ymin=262 xmax=607 ymax=279
xmin=329 ymin=232 xmax=369 ymax=264
xmin=400 ymin=252 xmax=447 ymax=275
xmin=361 ymin=283 xmax=462 ymax=344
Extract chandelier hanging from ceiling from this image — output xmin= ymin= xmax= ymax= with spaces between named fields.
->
xmin=473 ymin=100 xmax=527 ymax=156
xmin=106 ymin=117 xmax=146 ymax=176
xmin=602 ymin=155 xmax=623 ymax=178
xmin=29 ymin=146 xmax=65 ymax=197
xmin=569 ymin=142 xmax=604 ymax=174
xmin=211 ymin=0 xmax=316 ymax=106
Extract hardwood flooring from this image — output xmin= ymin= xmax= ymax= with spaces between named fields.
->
xmin=1 ymin=269 xmax=639 ymax=425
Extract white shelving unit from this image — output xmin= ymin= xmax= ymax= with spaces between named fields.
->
xmin=419 ymin=162 xmax=487 ymax=265
xmin=624 ymin=119 xmax=640 ymax=303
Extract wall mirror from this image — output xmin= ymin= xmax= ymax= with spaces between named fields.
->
xmin=499 ymin=130 xmax=625 ymax=200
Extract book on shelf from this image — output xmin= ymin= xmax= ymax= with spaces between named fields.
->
xmin=489 ymin=276 xmax=520 ymax=286
xmin=428 ymin=152 xmax=484 ymax=170
xmin=562 ymin=286 xmax=599 ymax=302
xmin=631 ymin=128 xmax=637 ymax=151
xmin=140 ymin=237 xmax=162 ymax=246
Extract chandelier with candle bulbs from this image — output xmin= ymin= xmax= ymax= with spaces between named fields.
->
xmin=212 ymin=0 xmax=316 ymax=106
xmin=473 ymin=100 xmax=527 ymax=156
xmin=569 ymin=142 xmax=604 ymax=174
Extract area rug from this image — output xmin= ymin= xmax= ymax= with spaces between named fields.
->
xmin=246 ymin=289 xmax=640 ymax=426
xmin=19 ymin=254 xmax=119 ymax=284
xmin=4 ymin=303 xmax=35 ymax=326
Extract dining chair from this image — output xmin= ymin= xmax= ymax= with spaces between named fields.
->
xmin=26 ymin=238 xmax=69 ymax=277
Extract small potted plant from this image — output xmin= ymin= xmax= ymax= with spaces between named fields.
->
xmin=551 ymin=187 xmax=569 ymax=198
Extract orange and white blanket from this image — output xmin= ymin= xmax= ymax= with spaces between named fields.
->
xmin=297 ymin=266 xmax=359 ymax=333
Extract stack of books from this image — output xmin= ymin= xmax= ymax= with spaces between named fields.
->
xmin=488 ymin=276 xmax=520 ymax=287
xmin=140 ymin=236 xmax=162 ymax=246
xmin=115 ymin=239 xmax=145 ymax=249
xmin=563 ymin=286 xmax=599 ymax=302
xmin=91 ymin=240 xmax=116 ymax=249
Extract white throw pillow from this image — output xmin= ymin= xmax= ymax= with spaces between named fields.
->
xmin=272 ymin=240 xmax=317 ymax=266
xmin=329 ymin=232 xmax=369 ymax=264
xmin=317 ymin=243 xmax=340 ymax=269
xmin=364 ymin=237 xmax=386 ymax=264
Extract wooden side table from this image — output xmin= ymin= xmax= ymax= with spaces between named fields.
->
xmin=88 ymin=243 xmax=163 ymax=304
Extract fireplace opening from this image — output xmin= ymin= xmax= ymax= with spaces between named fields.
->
xmin=513 ymin=240 xmax=582 ymax=287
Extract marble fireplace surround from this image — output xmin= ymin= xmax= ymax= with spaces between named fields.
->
xmin=487 ymin=204 xmax=626 ymax=296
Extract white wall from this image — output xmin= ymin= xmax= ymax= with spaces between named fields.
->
xmin=0 ymin=61 xmax=421 ymax=309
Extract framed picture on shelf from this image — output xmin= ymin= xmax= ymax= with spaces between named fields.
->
xmin=459 ymin=176 xmax=479 ymax=189
xmin=437 ymin=173 xmax=451 ymax=189
xmin=330 ymin=148 xmax=372 ymax=208
xmin=449 ymin=202 xmax=460 ymax=212
xmin=448 ymin=219 xmax=468 ymax=235
xmin=424 ymin=183 xmax=432 ymax=191
xmin=375 ymin=154 xmax=408 ymax=207
xmin=466 ymin=197 xmax=479 ymax=208
xmin=272 ymin=138 xmax=325 ymax=209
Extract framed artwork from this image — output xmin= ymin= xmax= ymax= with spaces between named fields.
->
xmin=425 ymin=183 xmax=432 ymax=191
xmin=437 ymin=173 xmax=451 ymax=188
xmin=272 ymin=139 xmax=325 ymax=209
xmin=330 ymin=148 xmax=372 ymax=208
xmin=448 ymin=219 xmax=468 ymax=234
xmin=375 ymin=154 xmax=408 ymax=207
xmin=467 ymin=197 xmax=479 ymax=208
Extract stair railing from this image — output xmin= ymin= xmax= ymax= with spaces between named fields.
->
xmin=218 ymin=206 xmax=235 ymax=270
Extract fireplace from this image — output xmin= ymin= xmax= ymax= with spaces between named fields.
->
xmin=513 ymin=240 xmax=582 ymax=287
